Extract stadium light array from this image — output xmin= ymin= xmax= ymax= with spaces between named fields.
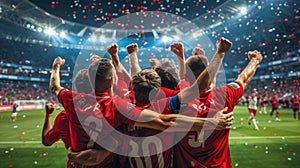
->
xmin=44 ymin=28 xmax=56 ymax=36
xmin=240 ymin=6 xmax=247 ymax=14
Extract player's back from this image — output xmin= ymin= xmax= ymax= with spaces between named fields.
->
xmin=174 ymin=82 xmax=243 ymax=168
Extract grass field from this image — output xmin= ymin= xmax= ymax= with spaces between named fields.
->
xmin=0 ymin=106 xmax=299 ymax=168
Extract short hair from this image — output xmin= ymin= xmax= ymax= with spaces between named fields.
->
xmin=185 ymin=55 xmax=209 ymax=82
xmin=132 ymin=69 xmax=161 ymax=104
xmin=88 ymin=58 xmax=114 ymax=90
xmin=73 ymin=69 xmax=92 ymax=94
xmin=155 ymin=67 xmax=178 ymax=90
xmin=155 ymin=58 xmax=179 ymax=90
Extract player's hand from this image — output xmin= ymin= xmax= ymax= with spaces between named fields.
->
xmin=67 ymin=147 xmax=80 ymax=162
xmin=126 ymin=43 xmax=138 ymax=54
xmin=107 ymin=43 xmax=118 ymax=56
xmin=90 ymin=55 xmax=101 ymax=63
xmin=216 ymin=37 xmax=232 ymax=55
xmin=170 ymin=42 xmax=184 ymax=59
xmin=52 ymin=57 xmax=65 ymax=68
xmin=213 ymin=107 xmax=234 ymax=130
xmin=149 ymin=58 xmax=160 ymax=69
xmin=45 ymin=103 xmax=54 ymax=115
xmin=192 ymin=47 xmax=205 ymax=56
xmin=248 ymin=50 xmax=263 ymax=64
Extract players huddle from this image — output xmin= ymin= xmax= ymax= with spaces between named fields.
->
xmin=42 ymin=37 xmax=263 ymax=168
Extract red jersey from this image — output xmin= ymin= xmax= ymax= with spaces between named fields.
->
xmin=57 ymin=89 xmax=143 ymax=168
xmin=174 ymin=81 xmax=244 ymax=168
xmin=270 ymin=97 xmax=279 ymax=109
xmin=291 ymin=96 xmax=300 ymax=109
xmin=45 ymin=110 xmax=72 ymax=168
xmin=45 ymin=110 xmax=71 ymax=148
xmin=177 ymin=78 xmax=191 ymax=90
xmin=125 ymin=97 xmax=174 ymax=168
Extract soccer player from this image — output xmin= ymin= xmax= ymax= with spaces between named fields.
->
xmin=67 ymin=37 xmax=234 ymax=168
xmin=173 ymin=50 xmax=263 ymax=167
xmin=270 ymin=95 xmax=280 ymax=121
xmin=247 ymin=91 xmax=259 ymax=130
xmin=10 ymin=103 xmax=18 ymax=122
xmin=50 ymin=55 xmax=232 ymax=167
xmin=291 ymin=94 xmax=300 ymax=119
xmin=42 ymin=69 xmax=112 ymax=167
xmin=259 ymin=94 xmax=268 ymax=114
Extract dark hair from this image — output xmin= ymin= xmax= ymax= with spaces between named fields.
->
xmin=185 ymin=55 xmax=209 ymax=82
xmin=155 ymin=59 xmax=179 ymax=90
xmin=155 ymin=67 xmax=178 ymax=90
xmin=73 ymin=69 xmax=92 ymax=93
xmin=88 ymin=58 xmax=114 ymax=91
xmin=132 ymin=69 xmax=161 ymax=104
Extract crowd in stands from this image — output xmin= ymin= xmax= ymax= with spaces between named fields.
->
xmin=0 ymin=80 xmax=61 ymax=105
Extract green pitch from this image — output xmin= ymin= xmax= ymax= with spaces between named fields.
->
xmin=0 ymin=106 xmax=299 ymax=167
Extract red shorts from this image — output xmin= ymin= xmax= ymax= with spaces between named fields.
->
xmin=248 ymin=108 xmax=257 ymax=115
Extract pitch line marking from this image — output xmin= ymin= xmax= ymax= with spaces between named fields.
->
xmin=230 ymin=135 xmax=300 ymax=140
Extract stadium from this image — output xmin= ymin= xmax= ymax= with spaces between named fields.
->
xmin=0 ymin=0 xmax=299 ymax=167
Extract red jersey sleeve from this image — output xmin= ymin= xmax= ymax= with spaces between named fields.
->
xmin=160 ymin=87 xmax=180 ymax=97
xmin=57 ymin=88 xmax=73 ymax=108
xmin=177 ymin=78 xmax=190 ymax=90
xmin=113 ymin=96 xmax=144 ymax=126
xmin=225 ymin=81 xmax=244 ymax=111
xmin=45 ymin=128 xmax=60 ymax=144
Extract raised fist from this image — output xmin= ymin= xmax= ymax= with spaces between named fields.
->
xmin=170 ymin=42 xmax=184 ymax=59
xmin=52 ymin=57 xmax=65 ymax=68
xmin=45 ymin=103 xmax=54 ymax=115
xmin=248 ymin=50 xmax=263 ymax=63
xmin=216 ymin=37 xmax=232 ymax=54
xmin=90 ymin=55 xmax=101 ymax=63
xmin=192 ymin=47 xmax=205 ymax=56
xmin=107 ymin=43 xmax=118 ymax=56
xmin=126 ymin=43 xmax=138 ymax=54
xmin=149 ymin=58 xmax=160 ymax=69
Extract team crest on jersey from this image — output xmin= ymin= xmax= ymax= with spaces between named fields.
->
xmin=128 ymin=103 xmax=135 ymax=110
xmin=228 ymin=82 xmax=240 ymax=89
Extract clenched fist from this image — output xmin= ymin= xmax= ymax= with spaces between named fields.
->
xmin=90 ymin=55 xmax=101 ymax=63
xmin=126 ymin=43 xmax=138 ymax=54
xmin=52 ymin=57 xmax=65 ymax=68
xmin=107 ymin=43 xmax=118 ymax=56
xmin=45 ymin=103 xmax=54 ymax=115
xmin=248 ymin=50 xmax=263 ymax=63
xmin=192 ymin=47 xmax=205 ymax=56
xmin=170 ymin=42 xmax=184 ymax=59
xmin=216 ymin=37 xmax=232 ymax=54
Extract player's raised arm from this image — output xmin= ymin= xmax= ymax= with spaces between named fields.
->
xmin=107 ymin=43 xmax=131 ymax=83
xmin=42 ymin=103 xmax=55 ymax=146
xmin=236 ymin=50 xmax=263 ymax=89
xmin=127 ymin=43 xmax=141 ymax=76
xmin=134 ymin=107 xmax=232 ymax=132
xmin=67 ymin=147 xmax=111 ymax=166
xmin=192 ymin=47 xmax=205 ymax=56
xmin=178 ymin=37 xmax=232 ymax=104
xmin=49 ymin=57 xmax=65 ymax=96
xmin=170 ymin=42 xmax=186 ymax=80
